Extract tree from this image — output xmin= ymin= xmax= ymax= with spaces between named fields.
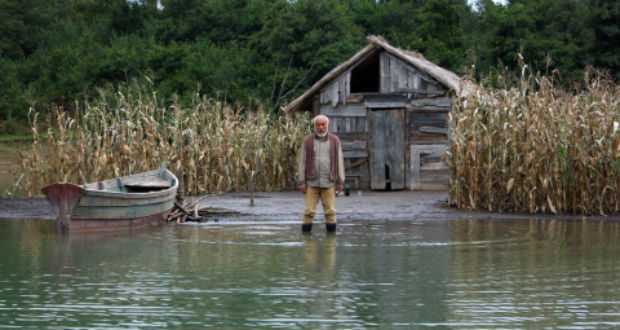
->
xmin=475 ymin=0 xmax=599 ymax=83
xmin=587 ymin=0 xmax=620 ymax=81
xmin=405 ymin=0 xmax=473 ymax=73
xmin=0 ymin=0 xmax=55 ymax=59
xmin=250 ymin=0 xmax=365 ymax=104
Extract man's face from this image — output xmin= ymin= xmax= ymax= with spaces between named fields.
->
xmin=314 ymin=118 xmax=329 ymax=135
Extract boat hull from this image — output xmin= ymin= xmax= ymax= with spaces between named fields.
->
xmin=43 ymin=168 xmax=178 ymax=232
xmin=65 ymin=210 xmax=172 ymax=232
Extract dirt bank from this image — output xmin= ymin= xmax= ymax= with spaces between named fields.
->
xmin=0 ymin=198 xmax=55 ymax=219
xmin=193 ymin=190 xmax=620 ymax=223
xmin=1 ymin=191 xmax=618 ymax=222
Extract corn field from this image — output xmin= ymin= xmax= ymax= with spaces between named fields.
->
xmin=14 ymin=84 xmax=310 ymax=197
xmin=446 ymin=69 xmax=620 ymax=215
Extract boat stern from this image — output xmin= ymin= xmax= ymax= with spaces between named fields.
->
xmin=42 ymin=183 xmax=84 ymax=232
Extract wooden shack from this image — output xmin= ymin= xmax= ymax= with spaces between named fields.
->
xmin=287 ymin=35 xmax=473 ymax=191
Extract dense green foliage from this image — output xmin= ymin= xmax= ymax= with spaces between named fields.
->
xmin=0 ymin=0 xmax=618 ymax=131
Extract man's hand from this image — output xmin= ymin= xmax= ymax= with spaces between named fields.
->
xmin=300 ymin=184 xmax=307 ymax=194
xmin=337 ymin=184 xmax=344 ymax=194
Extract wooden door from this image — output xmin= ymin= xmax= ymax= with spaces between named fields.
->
xmin=368 ymin=109 xmax=405 ymax=190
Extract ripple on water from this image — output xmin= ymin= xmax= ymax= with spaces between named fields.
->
xmin=0 ymin=218 xmax=619 ymax=329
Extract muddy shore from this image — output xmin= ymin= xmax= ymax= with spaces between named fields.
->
xmin=0 ymin=198 xmax=54 ymax=219
xmin=1 ymin=190 xmax=618 ymax=222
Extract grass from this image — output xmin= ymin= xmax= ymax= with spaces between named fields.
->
xmin=0 ymin=133 xmax=47 ymax=142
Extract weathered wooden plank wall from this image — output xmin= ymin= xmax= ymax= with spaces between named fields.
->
xmin=316 ymin=49 xmax=453 ymax=190
xmin=340 ymin=127 xmax=370 ymax=189
xmin=320 ymin=72 xmax=351 ymax=107
xmin=406 ymin=95 xmax=451 ymax=189
xmin=331 ymin=117 xmax=367 ymax=134
xmin=410 ymin=145 xmax=450 ymax=190
xmin=368 ymin=110 xmax=386 ymax=190
xmin=321 ymin=105 xmax=366 ymax=117
xmin=384 ymin=109 xmax=405 ymax=189
xmin=407 ymin=109 xmax=450 ymax=145
xmin=379 ymin=52 xmax=445 ymax=95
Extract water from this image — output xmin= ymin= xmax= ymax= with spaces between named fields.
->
xmin=0 ymin=218 xmax=619 ymax=329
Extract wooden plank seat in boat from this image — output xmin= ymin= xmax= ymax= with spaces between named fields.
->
xmin=121 ymin=177 xmax=171 ymax=190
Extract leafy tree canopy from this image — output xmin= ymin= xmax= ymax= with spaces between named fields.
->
xmin=0 ymin=0 xmax=618 ymax=126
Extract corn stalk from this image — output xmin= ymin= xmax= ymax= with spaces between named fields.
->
xmin=447 ymin=67 xmax=620 ymax=215
xmin=13 ymin=82 xmax=309 ymax=197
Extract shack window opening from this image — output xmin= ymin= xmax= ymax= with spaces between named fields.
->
xmin=350 ymin=51 xmax=380 ymax=93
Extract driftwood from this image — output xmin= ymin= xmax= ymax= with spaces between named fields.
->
xmin=167 ymin=192 xmax=231 ymax=223
xmin=168 ymin=169 xmax=206 ymax=222
xmin=168 ymin=196 xmax=210 ymax=222
xmin=167 ymin=170 xmax=237 ymax=222
xmin=168 ymin=171 xmax=207 ymax=222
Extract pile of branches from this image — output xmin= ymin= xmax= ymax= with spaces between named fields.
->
xmin=168 ymin=195 xmax=211 ymax=222
xmin=166 ymin=172 xmax=228 ymax=222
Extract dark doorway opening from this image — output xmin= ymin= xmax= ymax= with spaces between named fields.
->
xmin=385 ymin=164 xmax=391 ymax=191
xmin=350 ymin=51 xmax=380 ymax=93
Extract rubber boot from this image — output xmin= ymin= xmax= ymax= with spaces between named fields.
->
xmin=302 ymin=223 xmax=312 ymax=233
xmin=326 ymin=223 xmax=336 ymax=233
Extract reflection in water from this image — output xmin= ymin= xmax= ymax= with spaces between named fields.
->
xmin=0 ymin=218 xmax=618 ymax=329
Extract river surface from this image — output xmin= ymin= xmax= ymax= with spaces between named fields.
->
xmin=0 ymin=218 xmax=619 ymax=329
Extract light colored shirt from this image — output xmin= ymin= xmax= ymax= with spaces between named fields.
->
xmin=298 ymin=135 xmax=346 ymax=188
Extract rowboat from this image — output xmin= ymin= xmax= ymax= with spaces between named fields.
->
xmin=42 ymin=165 xmax=178 ymax=232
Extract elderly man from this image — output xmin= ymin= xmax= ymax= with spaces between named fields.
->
xmin=298 ymin=114 xmax=345 ymax=233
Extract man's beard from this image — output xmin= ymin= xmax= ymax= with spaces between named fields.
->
xmin=316 ymin=131 xmax=328 ymax=137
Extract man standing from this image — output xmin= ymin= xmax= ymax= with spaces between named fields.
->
xmin=298 ymin=115 xmax=345 ymax=233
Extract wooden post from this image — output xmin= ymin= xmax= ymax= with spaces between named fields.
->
xmin=175 ymin=169 xmax=185 ymax=206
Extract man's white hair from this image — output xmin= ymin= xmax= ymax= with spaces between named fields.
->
xmin=312 ymin=114 xmax=329 ymax=124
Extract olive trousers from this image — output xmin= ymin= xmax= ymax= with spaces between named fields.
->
xmin=302 ymin=185 xmax=336 ymax=224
